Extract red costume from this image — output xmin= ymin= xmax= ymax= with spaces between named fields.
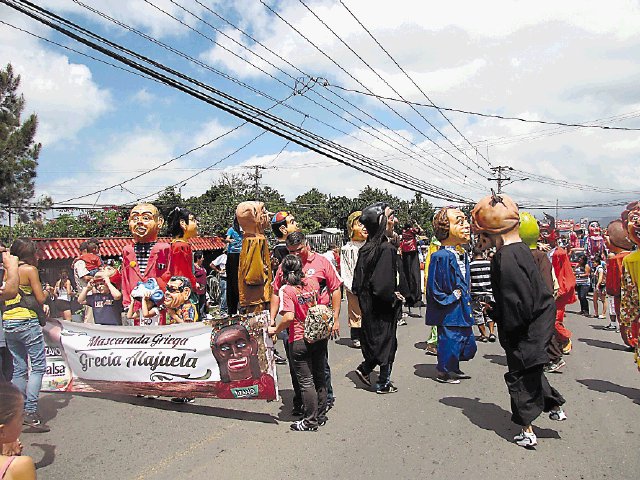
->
xmin=161 ymin=240 xmax=197 ymax=291
xmin=540 ymin=215 xmax=576 ymax=346
xmin=121 ymin=242 xmax=170 ymax=307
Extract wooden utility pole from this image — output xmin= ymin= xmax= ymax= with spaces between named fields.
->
xmin=488 ymin=166 xmax=512 ymax=193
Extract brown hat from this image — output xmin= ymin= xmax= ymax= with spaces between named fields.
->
xmin=471 ymin=191 xmax=520 ymax=234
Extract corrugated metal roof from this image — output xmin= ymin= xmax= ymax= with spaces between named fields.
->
xmin=33 ymin=236 xmax=225 ymax=261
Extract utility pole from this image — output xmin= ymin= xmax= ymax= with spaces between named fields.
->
xmin=555 ymin=198 xmax=559 ymax=221
xmin=488 ymin=166 xmax=512 ymax=194
xmin=246 ymin=165 xmax=267 ymax=199
xmin=488 ymin=165 xmax=528 ymax=193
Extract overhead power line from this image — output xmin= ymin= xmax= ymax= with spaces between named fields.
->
xmin=336 ymin=0 xmax=493 ymax=168
xmin=327 ymin=84 xmax=640 ymax=132
xmin=3 ymin=0 xmax=471 ymax=203
xmin=292 ymin=0 xmax=490 ymax=178
xmin=72 ymin=0 xmax=484 ymax=193
xmin=258 ymin=0 xmax=489 ymax=186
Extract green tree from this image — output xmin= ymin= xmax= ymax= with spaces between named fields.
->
xmin=0 ymin=64 xmax=42 ymax=222
xmin=292 ymin=188 xmax=330 ymax=233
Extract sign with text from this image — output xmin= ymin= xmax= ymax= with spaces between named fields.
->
xmin=42 ymin=316 xmax=277 ymax=400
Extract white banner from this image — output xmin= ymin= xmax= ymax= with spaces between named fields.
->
xmin=43 ymin=316 xmax=277 ymax=400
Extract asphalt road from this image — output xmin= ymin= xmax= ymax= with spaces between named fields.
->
xmin=24 ymin=302 xmax=640 ymax=480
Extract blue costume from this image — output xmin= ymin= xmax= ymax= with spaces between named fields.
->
xmin=426 ymin=247 xmax=477 ymax=375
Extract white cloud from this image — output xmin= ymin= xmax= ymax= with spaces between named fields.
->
xmin=0 ymin=7 xmax=111 ymax=145
xmin=39 ymin=0 xmax=213 ymax=39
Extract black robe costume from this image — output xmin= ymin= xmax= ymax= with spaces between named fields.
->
xmin=490 ymin=242 xmax=565 ymax=426
xmin=352 ymin=240 xmax=401 ymax=367
xmin=401 ymin=250 xmax=423 ymax=307
xmin=530 ymin=249 xmax=564 ymax=364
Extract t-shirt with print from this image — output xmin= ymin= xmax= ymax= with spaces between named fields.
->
xmin=279 ymin=278 xmax=320 ymax=343
xmin=226 ymin=227 xmax=243 ymax=254
xmin=86 ymin=293 xmax=121 ymax=325
xmin=273 ymin=252 xmax=342 ymax=306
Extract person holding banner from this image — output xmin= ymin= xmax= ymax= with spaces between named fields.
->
xmin=268 ymin=255 xmax=327 ymax=431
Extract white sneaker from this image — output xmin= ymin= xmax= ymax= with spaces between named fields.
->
xmin=598 ymin=314 xmax=606 ymax=319
xmin=549 ymin=408 xmax=567 ymax=421
xmin=514 ymin=430 xmax=537 ymax=447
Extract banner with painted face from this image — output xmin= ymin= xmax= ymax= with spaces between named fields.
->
xmin=41 ymin=314 xmax=277 ymax=400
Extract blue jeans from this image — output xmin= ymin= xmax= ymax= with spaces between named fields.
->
xmin=219 ymin=277 xmax=228 ymax=313
xmin=4 ymin=320 xmax=46 ymax=413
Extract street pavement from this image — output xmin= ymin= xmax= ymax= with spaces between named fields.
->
xmin=25 ymin=302 xmax=640 ymax=479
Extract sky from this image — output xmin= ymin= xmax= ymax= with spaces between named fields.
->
xmin=2 ymin=0 xmax=640 ymax=223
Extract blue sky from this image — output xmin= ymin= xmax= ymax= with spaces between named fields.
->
xmin=3 ymin=0 xmax=640 ymax=223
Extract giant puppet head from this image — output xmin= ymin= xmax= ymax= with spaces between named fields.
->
xmin=518 ymin=212 xmax=540 ymax=250
xmin=433 ymin=207 xmax=470 ymax=247
xmin=271 ymin=211 xmax=299 ymax=240
xmin=210 ymin=324 xmax=261 ymax=383
xmin=605 ymin=219 xmax=634 ymax=254
xmin=163 ymin=276 xmax=193 ymax=310
xmin=236 ymin=201 xmax=272 ymax=237
xmin=538 ymin=213 xmax=558 ymax=247
xmin=347 ymin=210 xmax=367 ymax=242
xmin=588 ymin=221 xmax=602 ymax=238
xmin=471 ymin=191 xmax=521 ymax=248
xmin=166 ymin=206 xmax=198 ymax=240
xmin=360 ymin=202 xmax=396 ymax=239
xmin=129 ymin=203 xmax=163 ymax=243
xmin=621 ymin=201 xmax=640 ymax=247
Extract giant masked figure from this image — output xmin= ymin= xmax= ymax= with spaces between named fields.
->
xmin=352 ymin=202 xmax=401 ymax=393
xmin=121 ymin=203 xmax=171 ymax=309
xmin=236 ymin=201 xmax=273 ymax=314
xmin=604 ymin=220 xmax=634 ymax=338
xmin=341 ymin=211 xmax=368 ymax=348
xmin=585 ymin=220 xmax=607 ymax=263
xmin=620 ymin=202 xmax=640 ymax=351
xmin=519 ymin=212 xmax=566 ymax=372
xmin=539 ymin=213 xmax=576 ymax=354
xmin=425 ymin=207 xmax=477 ymax=384
xmin=472 ymin=192 xmax=565 ymax=448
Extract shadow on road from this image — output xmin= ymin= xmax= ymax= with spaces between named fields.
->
xmin=439 ymin=397 xmax=561 ymax=442
xmin=483 ymin=354 xmax=507 ymax=366
xmin=577 ymin=379 xmax=640 ymax=405
xmin=413 ymin=363 xmax=437 ymax=380
xmin=334 ymin=338 xmax=353 ymax=348
xmin=39 ymin=393 xmax=72 ymax=424
xmin=276 ymin=389 xmax=299 ymax=421
xmin=69 ymin=392 xmax=278 ymax=423
xmin=345 ymin=370 xmax=377 ymax=391
xmin=414 ymin=341 xmax=427 ymax=350
xmin=577 ymin=337 xmax=629 ymax=351
xmin=31 ymin=443 xmax=56 ymax=469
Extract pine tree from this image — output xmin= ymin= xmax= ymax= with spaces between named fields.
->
xmin=0 ymin=63 xmax=41 ymax=221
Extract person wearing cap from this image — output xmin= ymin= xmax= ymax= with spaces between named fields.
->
xmin=425 ymin=207 xmax=477 ymax=384
xmin=352 ymin=202 xmax=401 ymax=394
xmin=471 ymin=192 xmax=566 ymax=448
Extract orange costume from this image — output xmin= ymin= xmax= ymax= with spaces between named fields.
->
xmin=238 ymin=237 xmax=272 ymax=313
xmin=236 ymin=201 xmax=273 ymax=314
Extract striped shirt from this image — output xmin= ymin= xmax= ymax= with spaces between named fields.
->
xmin=134 ymin=241 xmax=156 ymax=276
xmin=469 ymin=258 xmax=493 ymax=298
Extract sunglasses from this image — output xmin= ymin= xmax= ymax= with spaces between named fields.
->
xmin=166 ymin=285 xmax=185 ymax=293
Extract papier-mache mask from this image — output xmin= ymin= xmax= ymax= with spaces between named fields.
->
xmin=236 ymin=201 xmax=272 ymax=237
xmin=131 ymin=278 xmax=164 ymax=306
xmin=129 ymin=203 xmax=163 ymax=243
